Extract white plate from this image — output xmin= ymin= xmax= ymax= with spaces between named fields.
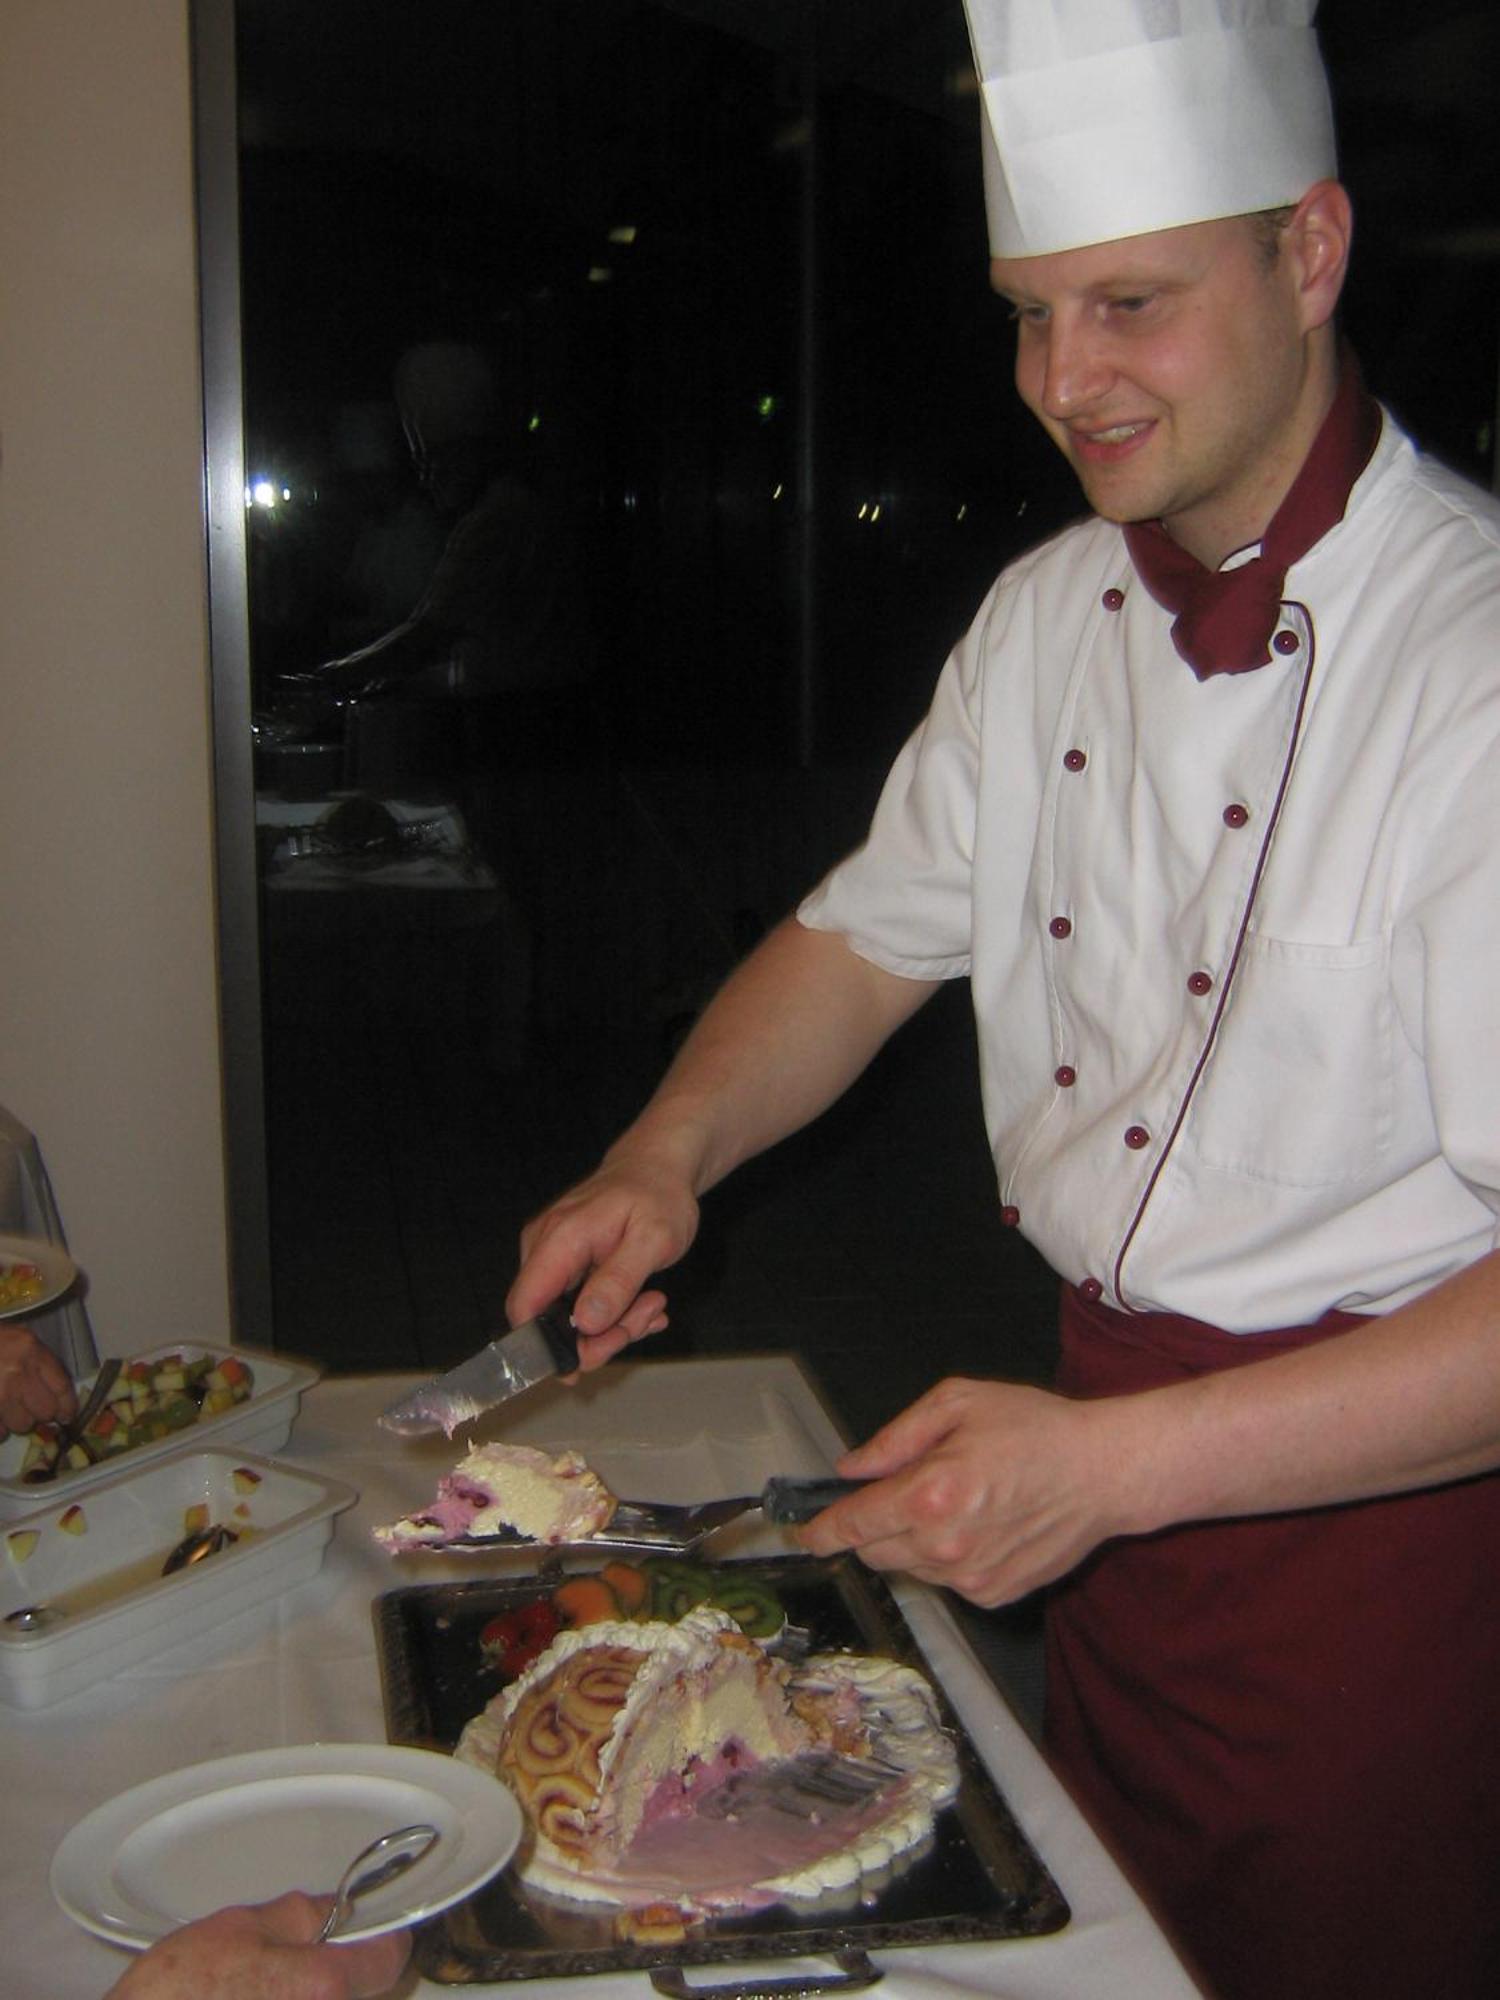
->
xmin=0 ymin=1234 xmax=77 ymax=1322
xmin=51 ymin=1742 xmax=523 ymax=1947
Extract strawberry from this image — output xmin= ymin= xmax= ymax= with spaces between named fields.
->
xmin=479 ymin=1598 xmax=561 ymax=1678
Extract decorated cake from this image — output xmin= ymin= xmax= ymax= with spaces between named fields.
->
xmin=374 ymin=1443 xmax=617 ymax=1551
xmin=455 ymin=1604 xmax=958 ymax=1919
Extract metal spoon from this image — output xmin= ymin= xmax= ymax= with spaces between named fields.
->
xmin=161 ymin=1523 xmax=240 ymax=1574
xmin=316 ymin=1822 xmax=440 ymax=1942
xmin=26 ymin=1357 xmax=123 ymax=1483
xmin=4 ymin=1602 xmax=63 ymax=1634
xmin=7 ymin=1520 xmax=241 ymax=1633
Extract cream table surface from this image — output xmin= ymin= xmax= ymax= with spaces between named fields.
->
xmin=6 ymin=1358 xmax=1205 ymax=2000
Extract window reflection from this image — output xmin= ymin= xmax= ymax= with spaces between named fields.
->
xmin=230 ymin=0 xmax=1498 ymax=1379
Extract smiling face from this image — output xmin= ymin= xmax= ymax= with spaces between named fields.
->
xmin=991 ymin=189 xmax=1349 ymax=567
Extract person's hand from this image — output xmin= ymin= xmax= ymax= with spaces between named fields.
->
xmin=0 ymin=1322 xmax=76 ymax=1438
xmin=506 ymin=1149 xmax=694 ymax=1369
xmin=102 ymin=1892 xmax=411 ymax=1999
xmin=795 ymin=1376 xmax=1138 ymax=1608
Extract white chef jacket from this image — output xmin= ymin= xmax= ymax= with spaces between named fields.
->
xmin=799 ymin=413 xmax=1500 ymax=1331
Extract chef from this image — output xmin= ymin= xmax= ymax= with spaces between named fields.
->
xmin=506 ymin=4 xmax=1500 ymax=1995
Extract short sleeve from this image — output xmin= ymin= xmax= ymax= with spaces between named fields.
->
xmin=798 ymin=585 xmax=998 ymax=980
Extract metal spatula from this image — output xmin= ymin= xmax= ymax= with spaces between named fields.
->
xmin=411 ymin=1474 xmax=864 ymax=1556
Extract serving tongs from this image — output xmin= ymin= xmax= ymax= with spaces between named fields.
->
xmin=421 ymin=1474 xmax=863 ymax=1557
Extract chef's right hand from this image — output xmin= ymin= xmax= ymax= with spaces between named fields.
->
xmin=507 ymin=1151 xmax=695 ymax=1369
xmin=0 ymin=1323 xmax=76 ymax=1438
xmin=102 ymin=1891 xmax=411 ymax=1998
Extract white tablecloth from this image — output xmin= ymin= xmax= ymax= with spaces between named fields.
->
xmin=4 ymin=1358 xmax=1204 ymax=2000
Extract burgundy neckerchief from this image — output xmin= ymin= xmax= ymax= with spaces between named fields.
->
xmin=1123 ymin=352 xmax=1382 ymax=679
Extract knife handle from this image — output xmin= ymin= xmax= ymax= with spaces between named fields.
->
xmin=761 ymin=1475 xmax=866 ymax=1523
xmin=534 ymin=1297 xmax=581 ymax=1374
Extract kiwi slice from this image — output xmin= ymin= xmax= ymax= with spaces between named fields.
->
xmin=708 ymin=1575 xmax=785 ymax=1639
xmin=643 ymin=1557 xmax=716 ymax=1622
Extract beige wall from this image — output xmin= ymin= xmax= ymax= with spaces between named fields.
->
xmin=0 ymin=1 xmax=233 ymax=1349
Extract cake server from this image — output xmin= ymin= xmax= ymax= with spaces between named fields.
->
xmin=378 ymin=1302 xmax=580 ymax=1437
xmin=417 ymin=1475 xmax=867 ymax=1556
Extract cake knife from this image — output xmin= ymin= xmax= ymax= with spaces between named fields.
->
xmin=378 ymin=1300 xmax=580 ymax=1437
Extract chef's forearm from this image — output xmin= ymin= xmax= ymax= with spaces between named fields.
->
xmin=606 ymin=917 xmax=940 ymax=1200
xmin=1114 ymin=1246 xmax=1500 ymax=1535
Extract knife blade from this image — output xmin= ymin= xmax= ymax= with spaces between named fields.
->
xmin=378 ymin=1301 xmax=580 ymax=1437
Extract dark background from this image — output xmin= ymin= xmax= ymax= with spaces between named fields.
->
xmin=235 ymin=0 xmax=1499 ymax=768
xmin=232 ymin=0 xmax=1500 ymax=1423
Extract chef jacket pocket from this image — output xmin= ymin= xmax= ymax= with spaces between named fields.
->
xmin=1183 ymin=931 xmax=1393 ymax=1188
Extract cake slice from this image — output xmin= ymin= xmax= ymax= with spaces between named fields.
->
xmin=374 ymin=1442 xmax=617 ymax=1551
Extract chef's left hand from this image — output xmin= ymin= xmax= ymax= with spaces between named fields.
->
xmin=794 ymin=1376 xmax=1133 ymax=1608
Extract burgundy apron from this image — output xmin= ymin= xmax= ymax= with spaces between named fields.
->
xmin=1044 ymin=1285 xmax=1500 ymax=2000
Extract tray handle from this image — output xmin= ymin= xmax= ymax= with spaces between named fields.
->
xmin=649 ymin=1948 xmax=882 ymax=1999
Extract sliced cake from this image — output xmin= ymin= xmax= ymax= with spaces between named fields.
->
xmin=374 ymin=1442 xmax=617 ymax=1551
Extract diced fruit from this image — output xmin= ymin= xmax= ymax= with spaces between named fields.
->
xmin=599 ymin=1560 xmax=650 ymax=1616
xmin=707 ymin=1575 xmax=785 ymax=1639
xmin=11 ymin=1348 xmax=258 ymax=1482
xmin=7 ymin=1530 xmax=39 ymax=1561
xmin=0 ymin=1259 xmax=44 ymax=1311
xmin=552 ymin=1575 xmax=621 ymax=1628
xmin=20 ymin=1437 xmax=55 ymax=1476
xmin=644 ymin=1558 xmax=715 ymax=1623
xmin=478 ymin=1599 xmax=562 ymax=1678
xmin=233 ymin=1501 xmax=252 ymax=1519
xmin=518 ymin=1598 xmax=561 ymax=1646
xmin=59 ymin=1505 xmax=87 ymax=1534
xmin=183 ymin=1502 xmax=210 ymax=1534
xmin=231 ymin=1467 xmax=262 ymax=1494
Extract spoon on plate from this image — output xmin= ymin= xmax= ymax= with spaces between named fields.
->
xmin=317 ymin=1822 xmax=440 ymax=1941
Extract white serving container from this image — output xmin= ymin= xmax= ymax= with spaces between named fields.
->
xmin=0 ymin=1342 xmax=317 ymax=1519
xmin=0 ymin=1448 xmax=356 ymax=1709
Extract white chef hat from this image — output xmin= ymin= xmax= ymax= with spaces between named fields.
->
xmin=963 ymin=0 xmax=1337 ymax=259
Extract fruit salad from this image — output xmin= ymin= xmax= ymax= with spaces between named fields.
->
xmin=478 ymin=1559 xmax=788 ymax=1681
xmin=0 ymin=1256 xmax=45 ymax=1314
xmin=17 ymin=1351 xmax=255 ymax=1482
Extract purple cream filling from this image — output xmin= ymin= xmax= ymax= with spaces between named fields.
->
xmin=610 ymin=1748 xmax=911 ymax=1895
xmin=400 ymin=1478 xmax=490 ymax=1538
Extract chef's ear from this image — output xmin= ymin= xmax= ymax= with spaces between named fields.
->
xmin=1284 ymin=179 xmax=1354 ymax=333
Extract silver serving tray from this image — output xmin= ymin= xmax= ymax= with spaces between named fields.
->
xmin=373 ymin=1553 xmax=1069 ymax=1987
